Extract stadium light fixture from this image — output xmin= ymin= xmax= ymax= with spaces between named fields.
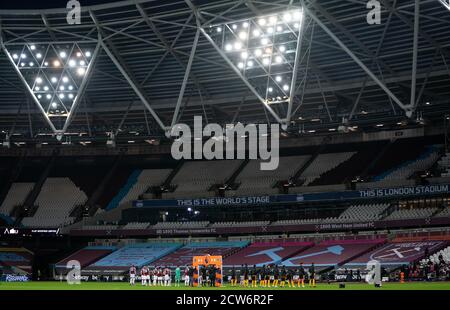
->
xmin=440 ymin=0 xmax=450 ymax=11
xmin=2 ymin=42 xmax=99 ymax=133
xmin=204 ymin=8 xmax=304 ymax=111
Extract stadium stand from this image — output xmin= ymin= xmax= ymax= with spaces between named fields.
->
xmin=151 ymin=242 xmax=249 ymax=267
xmin=232 ymin=156 xmax=309 ymax=195
xmin=0 ymin=183 xmax=34 ymax=216
xmin=373 ymin=145 xmax=440 ymax=182
xmin=110 ymin=169 xmax=171 ymax=209
xmin=297 ymin=152 xmax=355 ymax=186
xmin=224 ymin=242 xmax=313 ymax=266
xmin=438 ymin=152 xmax=450 ymax=177
xmin=122 ymin=222 xmax=151 ymax=230
xmin=21 ymin=178 xmax=87 ymax=228
xmin=85 ymin=243 xmax=182 ymax=273
xmin=282 ymin=239 xmax=384 ymax=268
xmin=55 ymin=246 xmax=117 ymax=271
xmin=0 ymin=248 xmax=33 ymax=275
xmin=331 ymin=203 xmax=391 ymax=223
xmin=211 ymin=221 xmax=270 ymax=228
xmin=345 ymin=240 xmax=446 ymax=268
xmin=384 ymin=207 xmax=438 ymax=221
xmin=164 ymin=161 xmax=242 ymax=199
xmin=152 ymin=221 xmax=210 ymax=229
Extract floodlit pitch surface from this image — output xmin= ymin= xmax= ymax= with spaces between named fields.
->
xmin=1 ymin=282 xmax=450 ymax=290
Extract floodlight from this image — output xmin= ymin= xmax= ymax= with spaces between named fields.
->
xmin=80 ymin=60 xmax=86 ymax=66
xmin=51 ymin=102 xmax=58 ymax=109
xmin=261 ymin=38 xmax=269 ymax=45
xmin=59 ymin=94 xmax=65 ymax=99
xmin=30 ymin=45 xmax=36 ymax=50
xmin=268 ymin=87 xmax=273 ymax=92
xmin=46 ymin=94 xmax=52 ymax=99
xmin=51 ymin=77 xmax=58 ymax=83
xmin=258 ymin=19 xmax=266 ymax=26
xmin=241 ymin=52 xmax=248 ymax=59
xmin=262 ymin=58 xmax=270 ymax=66
xmin=68 ymin=85 xmax=74 ymax=90
xmin=247 ymin=60 xmax=254 ymax=67
xmin=277 ymin=26 xmax=283 ymax=32
xmin=85 ymin=51 xmax=91 ymax=57
xmin=253 ymin=29 xmax=261 ymax=37
xmin=232 ymin=24 xmax=237 ymax=30
xmin=77 ymin=68 xmax=86 ymax=76
xmin=269 ymin=16 xmax=277 ymax=25
xmin=234 ymin=41 xmax=242 ymax=50
xmin=279 ymin=45 xmax=286 ymax=53
xmin=216 ymin=27 xmax=222 ymax=33
xmin=283 ymin=84 xmax=289 ymax=91
xmin=60 ymin=51 xmax=67 ymax=58
xmin=62 ymin=76 xmax=69 ymax=83
xmin=21 ymin=54 xmax=26 ymax=59
xmin=69 ymin=59 xmax=76 ymax=67
xmin=275 ymin=56 xmax=283 ymax=63
xmin=68 ymin=94 xmax=74 ymax=99
xmin=36 ymin=77 xmax=43 ymax=84
xmin=254 ymin=49 xmax=262 ymax=57
xmin=283 ymin=13 xmax=292 ymax=22
xmin=44 ymin=86 xmax=49 ymax=91
xmin=275 ymin=76 xmax=282 ymax=82
xmin=36 ymin=53 xmax=42 ymax=59
xmin=243 ymin=22 xmax=249 ymax=28
xmin=12 ymin=54 xmax=18 ymax=59
xmin=239 ymin=32 xmax=247 ymax=40
xmin=53 ymin=60 xmax=61 ymax=67
xmin=267 ymin=27 xmax=274 ymax=34
xmin=225 ymin=44 xmax=233 ymax=51
xmin=238 ymin=62 xmax=244 ymax=69
xmin=60 ymin=86 xmax=65 ymax=91
xmin=29 ymin=62 xmax=34 ymax=67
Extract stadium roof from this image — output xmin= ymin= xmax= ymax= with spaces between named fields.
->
xmin=0 ymin=0 xmax=449 ymax=142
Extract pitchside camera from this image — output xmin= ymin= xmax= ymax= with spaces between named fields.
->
xmin=339 ymin=283 xmax=345 ymax=288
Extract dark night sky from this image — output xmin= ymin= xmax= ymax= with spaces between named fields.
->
xmin=0 ymin=0 xmax=123 ymax=10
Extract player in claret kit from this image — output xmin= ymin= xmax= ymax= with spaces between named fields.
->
xmin=184 ymin=266 xmax=190 ymax=286
xmin=153 ymin=267 xmax=158 ymax=286
xmin=157 ymin=267 xmax=164 ymax=286
xmin=140 ymin=265 xmax=150 ymax=286
xmin=163 ymin=267 xmax=171 ymax=286
xmin=129 ymin=265 xmax=137 ymax=286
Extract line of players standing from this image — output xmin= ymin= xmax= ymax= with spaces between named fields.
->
xmin=230 ymin=263 xmax=316 ymax=288
xmin=129 ymin=265 xmax=179 ymax=286
xmin=128 ymin=265 xmax=217 ymax=287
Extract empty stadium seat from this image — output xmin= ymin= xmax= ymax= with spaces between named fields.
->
xmin=299 ymin=152 xmax=355 ymax=186
xmin=118 ymin=169 xmax=171 ymax=205
xmin=232 ymin=156 xmax=309 ymax=196
xmin=0 ymin=183 xmax=34 ymax=216
xmin=164 ymin=160 xmax=241 ymax=199
xmin=152 ymin=221 xmax=210 ymax=229
xmin=21 ymin=178 xmax=87 ymax=228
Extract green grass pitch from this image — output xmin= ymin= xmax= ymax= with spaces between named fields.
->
xmin=1 ymin=281 xmax=450 ymax=290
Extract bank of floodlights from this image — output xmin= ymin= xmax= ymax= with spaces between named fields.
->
xmin=3 ymin=42 xmax=98 ymax=132
xmin=207 ymin=9 xmax=303 ymax=105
